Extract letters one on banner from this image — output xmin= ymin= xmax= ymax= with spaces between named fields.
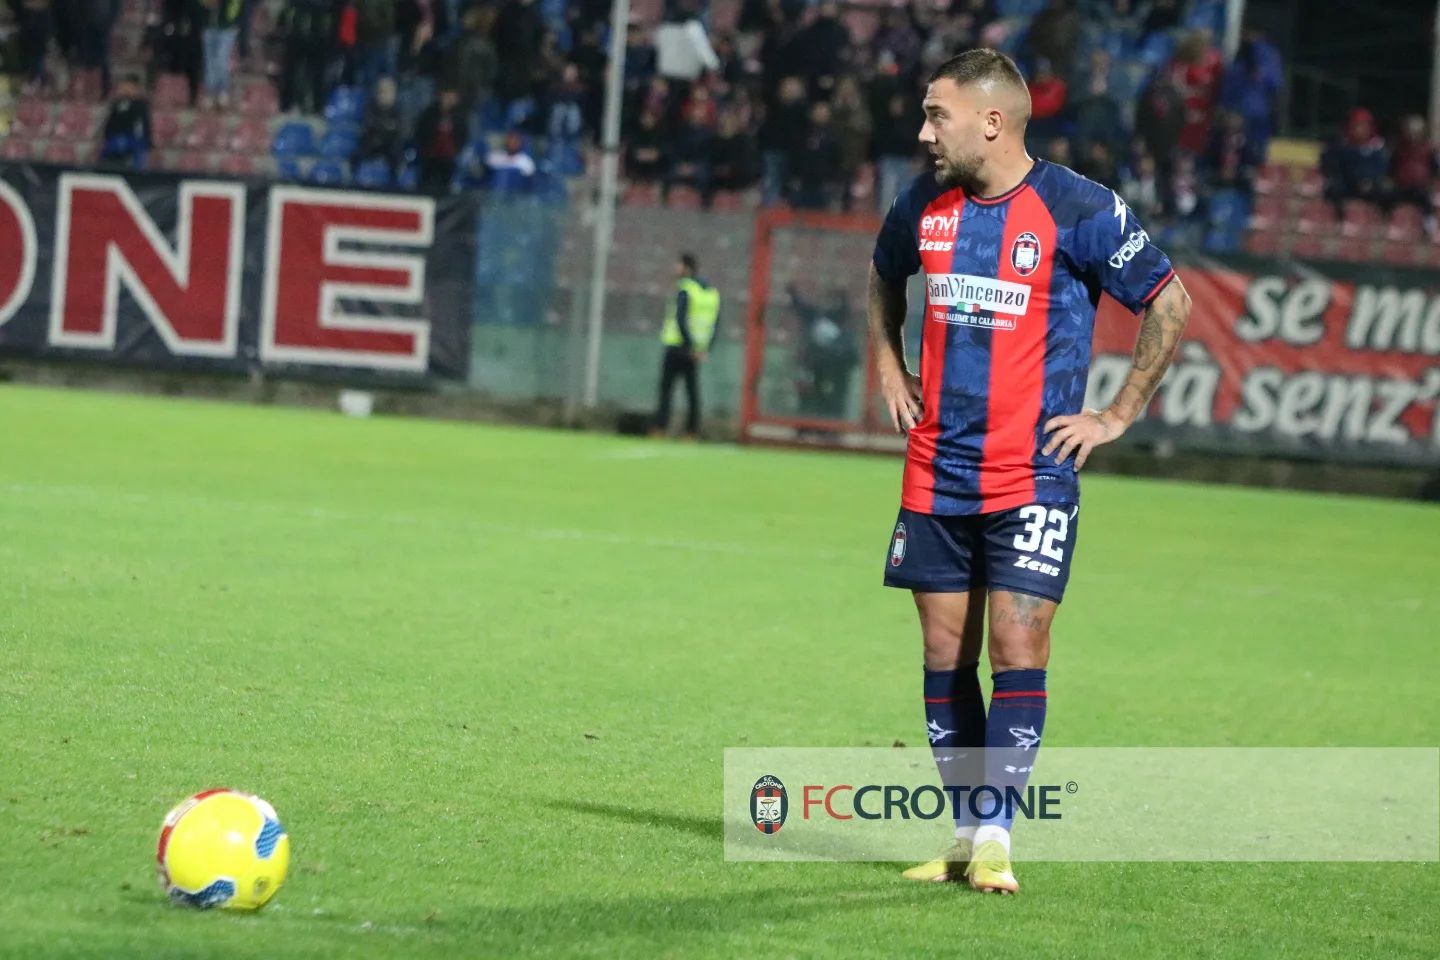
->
xmin=0 ymin=167 xmax=475 ymax=380
xmin=1086 ymin=258 xmax=1440 ymax=467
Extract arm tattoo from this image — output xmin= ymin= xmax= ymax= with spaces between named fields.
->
xmin=867 ymin=264 xmax=909 ymax=372
xmin=1108 ymin=279 xmax=1190 ymax=425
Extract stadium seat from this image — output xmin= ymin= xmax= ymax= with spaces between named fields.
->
xmin=53 ymin=103 xmax=100 ymax=140
xmin=1250 ymin=193 xmax=1286 ymax=230
xmin=275 ymin=156 xmax=305 ymax=181
xmin=1340 ymin=200 xmax=1384 ymax=240
xmin=240 ymin=83 xmax=280 ymax=117
xmin=183 ymin=113 xmax=228 ymax=151
xmin=1253 ymin=164 xmax=1286 ymax=195
xmin=325 ymin=86 xmax=367 ymax=125
xmin=0 ymin=137 xmax=38 ymax=161
xmin=12 ymin=98 xmax=53 ymax=136
xmin=1386 ymin=205 xmax=1424 ymax=242
xmin=353 ymin=158 xmax=393 ymax=189
xmin=65 ymin=69 xmax=102 ymax=102
xmin=226 ymin=117 xmax=270 ymax=154
xmin=396 ymin=163 xmax=419 ymax=191
xmin=175 ymin=150 xmax=215 ymax=173
xmin=151 ymin=110 xmax=183 ymax=149
xmin=1245 ymin=227 xmax=1286 ymax=257
xmin=318 ymin=128 xmax=358 ymax=160
xmin=1293 ymin=168 xmax=1323 ymax=198
xmin=307 ymin=160 xmax=346 ymax=185
xmin=45 ymin=141 xmax=80 ymax=164
xmin=1296 ymin=197 xmax=1334 ymax=234
xmin=154 ymin=74 xmax=192 ymax=110
xmin=272 ymin=122 xmax=318 ymax=157
xmin=1290 ymin=233 xmax=1331 ymax=261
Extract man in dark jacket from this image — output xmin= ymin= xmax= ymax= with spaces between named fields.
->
xmin=278 ymin=0 xmax=332 ymax=113
xmin=354 ymin=75 xmax=404 ymax=176
xmin=353 ymin=0 xmax=397 ymax=94
xmin=99 ymin=73 xmax=152 ymax=168
xmin=493 ymin=0 xmax=543 ymax=101
xmin=415 ymin=86 xmax=469 ymax=194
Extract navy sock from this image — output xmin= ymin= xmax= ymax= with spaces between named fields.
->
xmin=923 ymin=664 xmax=986 ymax=835
xmin=980 ymin=668 xmax=1047 ymax=836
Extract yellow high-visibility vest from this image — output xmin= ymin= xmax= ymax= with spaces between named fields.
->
xmin=661 ymin=278 xmax=720 ymax=350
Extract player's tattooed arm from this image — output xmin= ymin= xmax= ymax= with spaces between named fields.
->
xmin=1043 ymin=277 xmax=1190 ymax=469
xmin=868 ymin=264 xmax=923 ymax=434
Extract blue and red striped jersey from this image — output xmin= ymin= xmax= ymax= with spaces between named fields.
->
xmin=872 ymin=159 xmax=1176 ymax=516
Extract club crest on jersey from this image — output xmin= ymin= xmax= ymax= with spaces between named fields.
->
xmin=1011 ymin=232 xmax=1042 ymax=277
xmin=890 ymin=522 xmax=907 ymax=567
xmin=750 ymin=775 xmax=788 ymax=834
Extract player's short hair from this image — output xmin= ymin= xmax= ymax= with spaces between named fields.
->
xmin=680 ymin=253 xmax=698 ymax=273
xmin=928 ymin=49 xmax=1031 ymax=123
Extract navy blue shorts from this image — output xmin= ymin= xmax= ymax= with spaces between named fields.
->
xmin=883 ymin=504 xmax=1080 ymax=603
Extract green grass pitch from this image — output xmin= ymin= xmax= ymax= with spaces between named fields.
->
xmin=1 ymin=383 xmax=1436 ymax=959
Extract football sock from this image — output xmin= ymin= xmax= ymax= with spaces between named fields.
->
xmin=977 ymin=668 xmax=1048 ymax=845
xmin=923 ymin=664 xmax=986 ymax=839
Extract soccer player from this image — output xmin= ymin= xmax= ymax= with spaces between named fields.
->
xmin=868 ymin=49 xmax=1191 ymax=893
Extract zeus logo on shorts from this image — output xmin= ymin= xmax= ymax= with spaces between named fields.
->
xmin=1014 ymin=555 xmax=1061 ymax=577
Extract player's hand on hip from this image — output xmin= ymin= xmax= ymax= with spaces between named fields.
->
xmin=881 ymin=371 xmax=923 ymax=434
xmin=1042 ymin=408 xmax=1125 ymax=469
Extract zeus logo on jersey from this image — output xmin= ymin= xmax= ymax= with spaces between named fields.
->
xmin=926 ymin=274 xmax=1031 ymax=325
xmin=1108 ymin=229 xmax=1150 ymax=269
xmin=919 ymin=212 xmax=960 ymax=252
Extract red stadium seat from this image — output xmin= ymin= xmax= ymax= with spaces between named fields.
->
xmin=1253 ymin=164 xmax=1286 ymax=195
xmin=53 ymin=102 xmax=100 ymax=140
xmin=1250 ymin=193 xmax=1286 ymax=230
xmin=1380 ymin=239 xmax=1424 ymax=266
xmin=175 ymin=150 xmax=215 ymax=173
xmin=1290 ymin=233 xmax=1332 ymax=260
xmin=1292 ymin=167 xmax=1323 ymax=198
xmin=154 ymin=74 xmax=192 ymax=110
xmin=240 ymin=83 xmax=279 ymax=117
xmin=151 ymin=110 xmax=183 ymax=148
xmin=0 ymin=137 xmax=38 ymax=161
xmin=65 ymin=69 xmax=102 ymax=102
xmin=12 ymin=98 xmax=53 ymax=136
xmin=44 ymin=140 xmax=79 ymax=164
xmin=226 ymin=117 xmax=271 ymax=154
xmin=183 ymin=112 xmax=228 ymax=150
xmin=1296 ymin=197 xmax=1334 ymax=234
xmin=1340 ymin=199 xmax=1383 ymax=239
xmin=1386 ymin=204 xmax=1425 ymax=242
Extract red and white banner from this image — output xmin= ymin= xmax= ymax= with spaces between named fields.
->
xmin=0 ymin=164 xmax=474 ymax=380
xmin=1092 ymin=257 xmax=1440 ymax=467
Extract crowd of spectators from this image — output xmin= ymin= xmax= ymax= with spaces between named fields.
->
xmin=1322 ymin=107 xmax=1439 ymax=237
xmin=5 ymin=0 xmax=1439 ymax=244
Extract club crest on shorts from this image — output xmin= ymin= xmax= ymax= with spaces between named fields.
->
xmin=1011 ymin=231 xmax=1042 ymax=277
xmin=890 ymin=522 xmax=907 ymax=567
xmin=750 ymin=775 xmax=788 ymax=834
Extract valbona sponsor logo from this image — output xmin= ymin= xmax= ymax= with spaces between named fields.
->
xmin=751 ymin=775 xmax=788 ymax=834
xmin=1108 ymin=229 xmax=1150 ymax=269
xmin=925 ymin=273 xmax=1031 ymax=329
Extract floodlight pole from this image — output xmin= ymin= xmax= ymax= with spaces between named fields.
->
xmin=1222 ymin=0 xmax=1246 ymax=58
xmin=580 ymin=0 xmax=631 ymax=410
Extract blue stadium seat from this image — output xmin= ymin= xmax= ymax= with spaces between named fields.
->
xmin=272 ymin=122 xmax=317 ymax=157
xmin=325 ymin=86 xmax=367 ymax=125
xmin=275 ymin=157 xmax=305 ymax=180
xmin=308 ymin=160 xmax=347 ymax=185
xmin=319 ymin=128 xmax=359 ymax=159
xmin=1186 ymin=0 xmax=1226 ymax=34
xmin=397 ymin=163 xmax=419 ymax=191
xmin=354 ymin=158 xmax=393 ymax=189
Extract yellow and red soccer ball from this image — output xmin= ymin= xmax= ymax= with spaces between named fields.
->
xmin=156 ymin=789 xmax=290 ymax=910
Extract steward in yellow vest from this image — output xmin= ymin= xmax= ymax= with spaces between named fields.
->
xmin=653 ymin=253 xmax=720 ymax=438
